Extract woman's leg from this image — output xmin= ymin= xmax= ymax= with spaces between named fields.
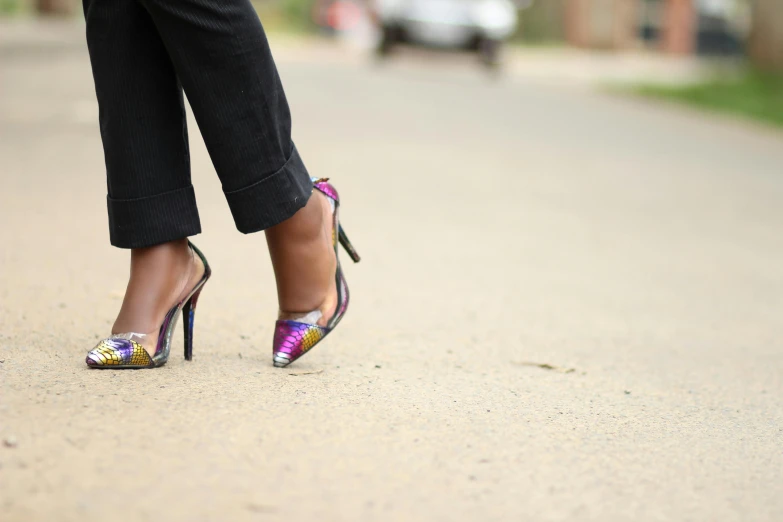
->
xmin=84 ymin=0 xmax=200 ymax=247
xmin=84 ymin=0 xmax=205 ymax=355
xmin=266 ymin=191 xmax=338 ymax=325
xmin=137 ymin=0 xmax=337 ymax=323
xmin=136 ymin=0 xmax=313 ymax=232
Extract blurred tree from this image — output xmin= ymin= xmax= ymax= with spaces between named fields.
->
xmin=516 ymin=0 xmax=567 ymax=43
xmin=747 ymin=0 xmax=783 ymax=70
xmin=279 ymin=0 xmax=314 ymax=30
xmin=35 ymin=0 xmax=74 ymax=15
xmin=1 ymin=0 xmax=21 ymax=15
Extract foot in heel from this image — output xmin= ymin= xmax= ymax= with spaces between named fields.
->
xmin=86 ymin=241 xmax=211 ymax=369
xmin=267 ymin=178 xmax=360 ymax=368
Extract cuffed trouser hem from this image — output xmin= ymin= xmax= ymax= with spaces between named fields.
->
xmin=107 ymin=185 xmax=202 ymax=249
xmin=224 ymin=146 xmax=313 ymax=234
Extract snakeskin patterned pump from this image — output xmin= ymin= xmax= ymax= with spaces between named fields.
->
xmin=272 ymin=178 xmax=361 ymax=368
xmin=86 ymin=242 xmax=212 ymax=369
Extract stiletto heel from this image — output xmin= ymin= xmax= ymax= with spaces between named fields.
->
xmin=86 ymin=241 xmax=212 ymax=369
xmin=182 ymin=285 xmax=204 ymax=361
xmin=272 ymin=178 xmax=360 ymax=368
xmin=338 ymin=226 xmax=361 ymax=263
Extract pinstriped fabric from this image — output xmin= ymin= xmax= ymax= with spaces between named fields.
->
xmin=83 ymin=0 xmax=311 ymax=248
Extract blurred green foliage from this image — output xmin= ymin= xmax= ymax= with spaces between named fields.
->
xmin=513 ymin=0 xmax=566 ymax=44
xmin=0 ymin=0 xmax=22 ymax=15
xmin=253 ymin=0 xmax=314 ymax=33
xmin=633 ymin=70 xmax=783 ymax=128
xmin=280 ymin=0 xmax=313 ymax=28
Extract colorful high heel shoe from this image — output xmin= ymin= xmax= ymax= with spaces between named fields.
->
xmin=272 ymin=178 xmax=361 ymax=368
xmin=86 ymin=242 xmax=212 ymax=369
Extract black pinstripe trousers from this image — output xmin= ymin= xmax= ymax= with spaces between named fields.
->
xmin=83 ymin=0 xmax=312 ymax=248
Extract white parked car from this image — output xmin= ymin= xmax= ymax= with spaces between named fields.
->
xmin=375 ymin=0 xmax=519 ymax=67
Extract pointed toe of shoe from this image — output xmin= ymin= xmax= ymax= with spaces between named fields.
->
xmin=272 ymin=320 xmax=329 ymax=367
xmin=85 ymin=350 xmax=108 ymax=367
xmin=86 ymin=338 xmax=153 ymax=369
xmin=272 ymin=352 xmax=292 ymax=368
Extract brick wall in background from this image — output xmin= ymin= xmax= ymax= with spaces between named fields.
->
xmin=748 ymin=0 xmax=783 ymax=70
xmin=660 ymin=0 xmax=696 ymax=54
xmin=562 ymin=0 xmax=698 ymax=54
xmin=565 ymin=0 xmax=639 ymax=49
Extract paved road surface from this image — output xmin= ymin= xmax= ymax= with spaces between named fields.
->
xmin=1 ymin=22 xmax=782 ymax=522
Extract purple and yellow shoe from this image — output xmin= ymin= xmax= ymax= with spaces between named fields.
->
xmin=86 ymin=242 xmax=212 ymax=369
xmin=272 ymin=178 xmax=360 ymax=368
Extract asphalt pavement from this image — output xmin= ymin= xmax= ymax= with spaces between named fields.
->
xmin=1 ymin=20 xmax=782 ymax=522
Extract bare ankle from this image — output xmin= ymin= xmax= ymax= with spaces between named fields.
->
xmin=112 ymin=239 xmax=203 ymax=354
xmin=266 ymin=192 xmax=338 ymax=323
xmin=266 ymin=192 xmax=325 ymax=243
